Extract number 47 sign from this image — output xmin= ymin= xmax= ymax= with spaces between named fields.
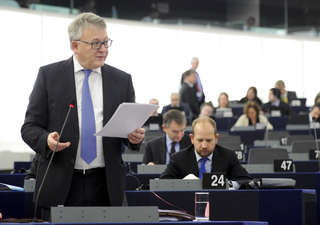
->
xmin=274 ymin=159 xmax=294 ymax=172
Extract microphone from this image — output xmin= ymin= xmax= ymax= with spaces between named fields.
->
xmin=33 ymin=103 xmax=74 ymax=220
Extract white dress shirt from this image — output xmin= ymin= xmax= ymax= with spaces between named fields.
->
xmin=73 ymin=56 xmax=105 ymax=170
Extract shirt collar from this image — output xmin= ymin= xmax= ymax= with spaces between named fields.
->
xmin=73 ymin=55 xmax=102 ymax=74
xmin=271 ymin=100 xmax=280 ymax=107
xmin=194 ymin=148 xmax=213 ymax=162
xmin=184 ymin=80 xmax=194 ymax=88
xmin=166 ymin=134 xmax=174 ymax=146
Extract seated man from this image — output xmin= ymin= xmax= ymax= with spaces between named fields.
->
xmin=144 ymin=98 xmax=163 ymax=129
xmin=160 ymin=116 xmax=250 ymax=183
xmin=310 ymin=103 xmax=320 ymax=123
xmin=275 ymin=80 xmax=297 ymax=104
xmin=143 ymin=109 xmax=192 ymax=165
xmin=262 ymin=88 xmax=291 ymax=116
xmin=161 ymin=92 xmax=192 ymax=124
xmin=199 ymin=102 xmax=215 ymax=118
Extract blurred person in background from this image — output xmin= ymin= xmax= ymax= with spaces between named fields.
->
xmin=180 ymin=57 xmax=205 ymax=105
xmin=262 ymin=88 xmax=291 ymax=116
xmin=233 ymin=101 xmax=273 ymax=130
xmin=314 ymin=92 xmax=320 ymax=105
xmin=217 ymin=92 xmax=230 ymax=109
xmin=275 ymin=80 xmax=297 ymax=104
xmin=309 ymin=103 xmax=320 ymax=123
xmin=161 ymin=93 xmax=192 ymax=124
xmin=239 ymin=86 xmax=262 ymax=106
xmin=199 ymin=102 xmax=215 ymax=118
xmin=180 ymin=69 xmax=200 ymax=120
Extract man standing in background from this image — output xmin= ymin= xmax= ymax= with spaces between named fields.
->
xmin=181 ymin=57 xmax=205 ymax=106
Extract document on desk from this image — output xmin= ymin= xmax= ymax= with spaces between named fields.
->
xmin=96 ymin=103 xmax=157 ymax=138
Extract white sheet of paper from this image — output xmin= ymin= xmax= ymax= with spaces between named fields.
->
xmin=95 ymin=103 xmax=157 ymax=138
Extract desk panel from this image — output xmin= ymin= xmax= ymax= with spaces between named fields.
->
xmin=0 ymin=222 xmax=268 ymax=225
xmin=126 ymin=189 xmax=315 ymax=225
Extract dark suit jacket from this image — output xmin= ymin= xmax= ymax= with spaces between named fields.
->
xmin=180 ymin=72 xmax=205 ymax=105
xmin=143 ymin=134 xmax=192 ymax=164
xmin=161 ymin=103 xmax=192 ymax=125
xmin=285 ymin=91 xmax=297 ymax=103
xmin=262 ymin=101 xmax=291 ymax=116
xmin=21 ymin=57 xmax=137 ymax=208
xmin=179 ymin=83 xmax=200 ymax=118
xmin=160 ymin=145 xmax=250 ymax=181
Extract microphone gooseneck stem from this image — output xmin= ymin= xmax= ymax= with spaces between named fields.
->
xmin=33 ymin=104 xmax=73 ymax=220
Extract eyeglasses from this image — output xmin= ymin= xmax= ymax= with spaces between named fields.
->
xmin=76 ymin=39 xmax=113 ymax=49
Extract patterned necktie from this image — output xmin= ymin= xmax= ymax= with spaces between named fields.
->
xmin=199 ymin=157 xmax=208 ymax=179
xmin=80 ymin=69 xmax=97 ymax=164
xmin=170 ymin=142 xmax=177 ymax=156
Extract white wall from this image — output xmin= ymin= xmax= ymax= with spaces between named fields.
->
xmin=1 ymin=7 xmax=320 ymax=153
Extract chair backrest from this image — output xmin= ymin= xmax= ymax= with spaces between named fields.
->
xmin=218 ymin=135 xmax=241 ymax=150
xmin=291 ymin=140 xmax=320 ymax=153
xmin=266 ymin=131 xmax=289 ymax=140
xmin=247 ymin=148 xmax=289 ymax=164
xmin=144 ymin=130 xmax=163 ymax=142
xmin=288 ymin=135 xmax=314 ymax=145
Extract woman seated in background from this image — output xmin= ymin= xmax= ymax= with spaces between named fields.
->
xmin=199 ymin=102 xmax=215 ymax=118
xmin=217 ymin=92 xmax=230 ymax=109
xmin=215 ymin=92 xmax=232 ymax=117
xmin=239 ymin=86 xmax=263 ymax=106
xmin=233 ymin=101 xmax=273 ymax=130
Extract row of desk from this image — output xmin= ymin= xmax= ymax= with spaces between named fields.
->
xmin=0 ymin=188 xmax=314 ymax=225
xmin=0 ymin=222 xmax=268 ymax=225
xmin=0 ymin=172 xmax=319 ymax=225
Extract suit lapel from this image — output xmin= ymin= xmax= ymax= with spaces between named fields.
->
xmin=211 ymin=146 xmax=222 ymax=173
xmin=64 ymin=57 xmax=79 ymax=140
xmin=101 ymin=65 xmax=118 ymax=125
xmin=189 ymin=147 xmax=200 ymax=176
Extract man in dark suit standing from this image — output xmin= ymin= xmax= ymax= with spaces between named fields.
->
xmin=180 ymin=57 xmax=205 ymax=106
xmin=160 ymin=117 xmax=250 ymax=184
xmin=180 ymin=70 xmax=200 ymax=119
xmin=143 ymin=109 xmax=191 ymax=165
xmin=21 ymin=12 xmax=144 ymax=219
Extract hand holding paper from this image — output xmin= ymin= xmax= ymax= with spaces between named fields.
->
xmin=128 ymin=128 xmax=145 ymax=144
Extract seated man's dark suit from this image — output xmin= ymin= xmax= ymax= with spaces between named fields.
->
xmin=262 ymin=101 xmax=291 ymax=116
xmin=160 ymin=144 xmax=250 ymax=181
xmin=161 ymin=103 xmax=192 ymax=125
xmin=180 ymin=83 xmax=200 ymax=119
xmin=143 ymin=134 xmax=192 ymax=164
